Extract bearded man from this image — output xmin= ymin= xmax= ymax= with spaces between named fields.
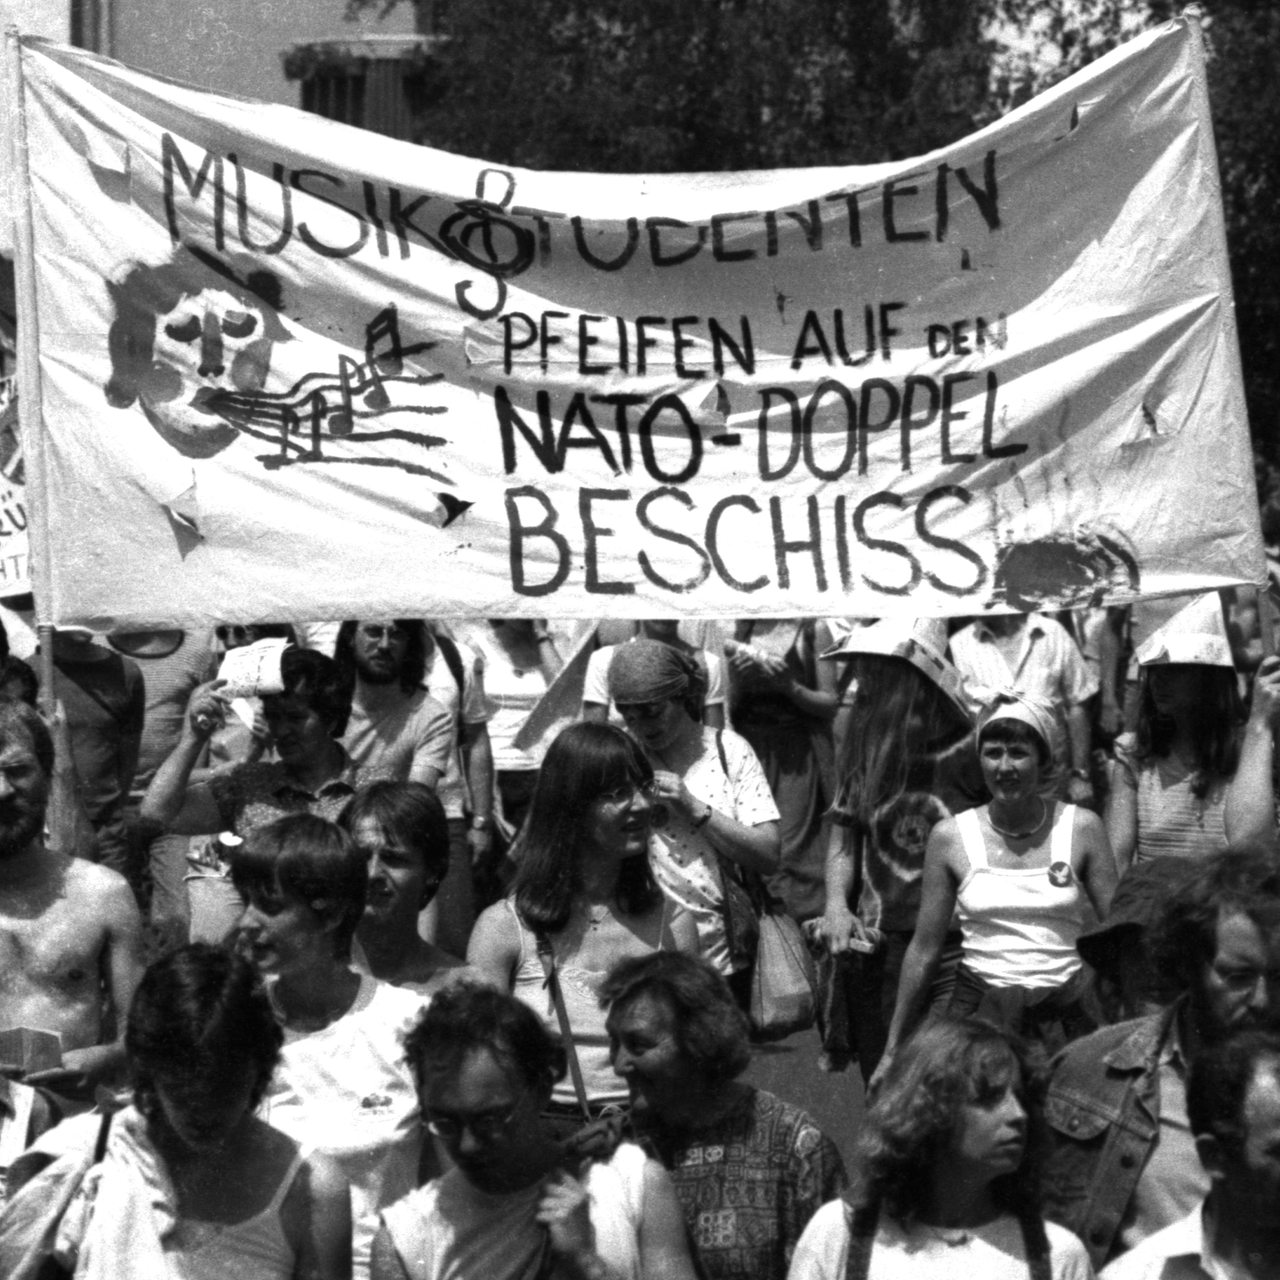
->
xmin=0 ymin=701 xmax=144 ymax=1100
xmin=1042 ymin=849 xmax=1280 ymax=1270
xmin=334 ymin=621 xmax=452 ymax=790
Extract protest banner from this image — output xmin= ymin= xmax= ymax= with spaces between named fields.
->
xmin=7 ymin=13 xmax=1263 ymax=627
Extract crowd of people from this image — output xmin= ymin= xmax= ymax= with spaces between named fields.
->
xmin=1 ymin=593 xmax=1279 ymax=1279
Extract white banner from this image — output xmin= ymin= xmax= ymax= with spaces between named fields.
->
xmin=12 ymin=16 xmax=1263 ymax=626
xmin=0 ymin=378 xmax=30 ymax=597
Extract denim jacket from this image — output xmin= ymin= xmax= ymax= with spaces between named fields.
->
xmin=1040 ymin=1004 xmax=1177 ymax=1271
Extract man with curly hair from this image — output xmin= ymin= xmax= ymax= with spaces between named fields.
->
xmin=1041 ymin=849 xmax=1280 ymax=1270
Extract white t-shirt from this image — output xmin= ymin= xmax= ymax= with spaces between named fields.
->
xmin=421 ymin=637 xmax=493 ymax=819
xmin=342 ymin=688 xmax=453 ymax=785
xmin=788 ymin=1204 xmax=1094 ymax=1280
xmin=448 ymin=624 xmax=547 ymax=772
xmin=259 ymin=975 xmax=429 ymax=1280
xmin=380 ymin=1142 xmax=649 ymax=1280
xmin=649 ymin=727 xmax=779 ymax=974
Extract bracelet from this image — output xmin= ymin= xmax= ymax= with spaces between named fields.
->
xmin=692 ymin=804 xmax=713 ymax=830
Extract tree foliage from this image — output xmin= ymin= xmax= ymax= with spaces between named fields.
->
xmin=347 ymin=0 xmax=1279 ymax=455
xmin=983 ymin=0 xmax=1280 ymax=459
xmin=350 ymin=0 xmax=995 ymax=170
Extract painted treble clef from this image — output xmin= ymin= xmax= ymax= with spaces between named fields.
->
xmin=437 ymin=168 xmax=536 ymax=320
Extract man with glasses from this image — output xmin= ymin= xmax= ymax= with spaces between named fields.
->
xmin=372 ymin=981 xmax=698 ymax=1280
xmin=333 ymin=620 xmax=452 ymax=791
xmin=1042 ymin=849 xmax=1280 ymax=1271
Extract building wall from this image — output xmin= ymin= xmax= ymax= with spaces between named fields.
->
xmin=109 ymin=0 xmax=416 ymax=106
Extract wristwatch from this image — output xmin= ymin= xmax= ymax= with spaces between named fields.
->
xmin=471 ymin=814 xmax=493 ymax=831
xmin=1069 ymin=768 xmax=1090 ymax=781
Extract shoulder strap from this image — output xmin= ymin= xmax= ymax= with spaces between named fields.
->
xmin=0 ymin=1082 xmax=36 ymax=1165
xmin=1017 ymin=1210 xmax=1053 ymax=1280
xmin=432 ymin=635 xmax=466 ymax=712
xmin=1051 ymin=803 xmax=1077 ymax=866
xmin=92 ymin=1110 xmax=112 ymax=1163
xmin=842 ymin=1200 xmax=878 ymax=1280
xmin=956 ymin=807 xmax=988 ymax=870
xmin=534 ymin=932 xmax=592 ymax=1123
xmin=264 ymin=1144 xmax=307 ymax=1216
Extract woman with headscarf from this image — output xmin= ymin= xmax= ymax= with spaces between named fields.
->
xmin=608 ymin=639 xmax=780 ymax=1003
xmin=878 ymin=694 xmax=1117 ymax=1074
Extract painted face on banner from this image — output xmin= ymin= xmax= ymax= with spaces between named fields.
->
xmin=135 ymin=286 xmax=275 ymax=458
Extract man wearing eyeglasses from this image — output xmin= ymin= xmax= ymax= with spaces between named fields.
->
xmin=334 ymin=621 xmax=452 ymax=792
xmin=1042 ymin=849 xmax=1280 ymax=1272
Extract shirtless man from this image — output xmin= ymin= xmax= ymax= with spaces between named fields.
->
xmin=0 ymin=700 xmax=144 ymax=1099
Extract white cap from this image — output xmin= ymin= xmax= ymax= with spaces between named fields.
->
xmin=1134 ymin=592 xmax=1234 ymax=668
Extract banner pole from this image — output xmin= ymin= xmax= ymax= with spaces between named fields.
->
xmin=1181 ymin=5 xmax=1268 ymax=637
xmin=6 ymin=29 xmax=57 ymax=714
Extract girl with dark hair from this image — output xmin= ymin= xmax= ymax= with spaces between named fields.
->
xmin=467 ymin=723 xmax=697 ymax=1122
xmin=233 ymin=813 xmax=430 ymax=1280
xmin=815 ymin=621 xmax=981 ymax=1083
xmin=2 ymin=944 xmax=351 ymax=1278
xmin=602 ymin=952 xmax=845 ymax=1280
xmin=372 ymin=982 xmax=697 ymax=1280
xmin=788 ymin=1018 xmax=1092 ymax=1280
xmin=1107 ymin=633 xmax=1246 ymax=871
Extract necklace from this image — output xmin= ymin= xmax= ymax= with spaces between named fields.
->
xmin=584 ymin=900 xmax=614 ymax=931
xmin=987 ymin=797 xmax=1047 ymax=840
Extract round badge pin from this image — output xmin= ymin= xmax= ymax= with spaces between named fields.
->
xmin=1048 ymin=861 xmax=1073 ymax=888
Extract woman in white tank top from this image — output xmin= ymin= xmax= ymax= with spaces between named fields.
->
xmin=14 ymin=945 xmax=352 ymax=1279
xmin=879 ymin=694 xmax=1116 ymax=1077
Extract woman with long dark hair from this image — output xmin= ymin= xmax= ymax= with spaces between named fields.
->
xmin=788 ymin=1018 xmax=1092 ymax=1279
xmin=1107 ymin=598 xmax=1245 ymax=871
xmin=815 ymin=621 xmax=980 ymax=1083
xmin=467 ymin=722 xmax=697 ymax=1123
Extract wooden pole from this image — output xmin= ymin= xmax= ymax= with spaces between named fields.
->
xmin=6 ymin=28 xmax=57 ymax=716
